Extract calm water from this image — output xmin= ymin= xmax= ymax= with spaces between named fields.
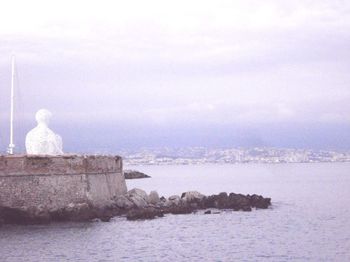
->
xmin=1 ymin=163 xmax=350 ymax=261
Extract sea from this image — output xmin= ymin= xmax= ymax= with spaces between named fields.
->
xmin=0 ymin=163 xmax=349 ymax=262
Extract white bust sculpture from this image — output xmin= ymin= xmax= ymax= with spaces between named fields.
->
xmin=25 ymin=109 xmax=63 ymax=155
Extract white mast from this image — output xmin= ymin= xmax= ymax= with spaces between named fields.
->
xmin=7 ymin=54 xmax=15 ymax=155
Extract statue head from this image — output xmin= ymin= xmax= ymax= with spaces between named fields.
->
xmin=35 ymin=109 xmax=52 ymax=126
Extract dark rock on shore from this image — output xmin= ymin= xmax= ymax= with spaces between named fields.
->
xmin=163 ymin=205 xmax=194 ymax=215
xmin=124 ymin=170 xmax=151 ymax=179
xmin=201 ymin=192 xmax=267 ymax=211
xmin=0 ymin=189 xmax=272 ymax=224
xmin=0 ymin=206 xmax=42 ymax=225
xmin=0 ymin=201 xmax=125 ymax=225
xmin=248 ymin=194 xmax=271 ymax=209
xmin=50 ymin=203 xmax=93 ymax=222
xmin=126 ymin=207 xmax=164 ymax=220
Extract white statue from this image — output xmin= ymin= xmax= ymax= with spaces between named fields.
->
xmin=25 ymin=109 xmax=63 ymax=155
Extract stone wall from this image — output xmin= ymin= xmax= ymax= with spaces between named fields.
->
xmin=0 ymin=155 xmax=127 ymax=209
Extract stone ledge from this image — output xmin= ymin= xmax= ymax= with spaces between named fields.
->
xmin=0 ymin=171 xmax=120 ymax=177
xmin=0 ymin=154 xmax=122 ymax=176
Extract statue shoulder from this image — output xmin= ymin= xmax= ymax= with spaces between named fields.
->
xmin=25 ymin=127 xmax=37 ymax=139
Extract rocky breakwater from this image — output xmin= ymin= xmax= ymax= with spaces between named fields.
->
xmin=123 ymin=190 xmax=271 ymax=220
xmin=124 ymin=170 xmax=151 ymax=179
xmin=0 ymin=189 xmax=271 ymax=225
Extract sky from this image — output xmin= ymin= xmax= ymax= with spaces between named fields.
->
xmin=0 ymin=0 xmax=349 ymax=152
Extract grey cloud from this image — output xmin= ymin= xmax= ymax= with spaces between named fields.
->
xmin=1 ymin=0 xmax=350 ymax=151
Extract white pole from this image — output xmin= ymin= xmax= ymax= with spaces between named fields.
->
xmin=8 ymin=54 xmax=15 ymax=155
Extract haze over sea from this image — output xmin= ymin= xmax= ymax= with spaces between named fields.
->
xmin=1 ymin=163 xmax=349 ymax=261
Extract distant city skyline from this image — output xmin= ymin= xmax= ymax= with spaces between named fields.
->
xmin=0 ymin=1 xmax=350 ymax=152
xmin=121 ymin=146 xmax=350 ymax=165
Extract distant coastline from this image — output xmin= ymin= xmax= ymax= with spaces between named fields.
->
xmin=121 ymin=147 xmax=350 ymax=165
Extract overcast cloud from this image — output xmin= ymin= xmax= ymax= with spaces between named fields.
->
xmin=0 ymin=0 xmax=349 ymax=152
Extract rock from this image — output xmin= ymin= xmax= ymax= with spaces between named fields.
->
xmin=124 ymin=170 xmax=151 ymax=179
xmin=127 ymin=195 xmax=148 ymax=208
xmin=202 ymin=195 xmax=217 ymax=208
xmin=202 ymin=193 xmax=229 ymax=209
xmin=148 ymin=191 xmax=160 ymax=205
xmin=216 ymin=192 xmax=230 ymax=208
xmin=163 ymin=200 xmax=172 ymax=208
xmin=0 ymin=190 xmax=272 ymax=224
xmin=229 ymin=193 xmax=251 ymax=210
xmin=100 ymin=216 xmax=111 ymax=222
xmin=93 ymin=206 xmax=117 ymax=222
xmin=248 ymin=194 xmax=271 ymax=209
xmin=127 ymin=188 xmax=150 ymax=208
xmin=201 ymin=192 xmax=268 ymax=211
xmin=126 ymin=207 xmax=164 ymax=220
xmin=49 ymin=202 xmax=120 ymax=222
xmin=169 ymin=195 xmax=180 ymax=201
xmin=242 ymin=206 xmax=252 ymax=212
xmin=157 ymin=200 xmax=168 ymax=208
xmin=114 ymin=195 xmax=134 ymax=209
xmin=181 ymin=191 xmax=205 ymax=203
xmin=165 ymin=205 xmax=194 ymax=215
xmin=49 ymin=207 xmax=66 ymax=221
xmin=50 ymin=202 xmax=93 ymax=222
xmin=0 ymin=206 xmax=34 ymax=225
xmin=168 ymin=195 xmax=181 ymax=206
xmin=190 ymin=203 xmax=199 ymax=209
xmin=0 ymin=205 xmax=52 ymax=225
xmin=127 ymin=188 xmax=149 ymax=202
xmin=30 ymin=205 xmax=51 ymax=224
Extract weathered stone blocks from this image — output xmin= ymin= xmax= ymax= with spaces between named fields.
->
xmin=0 ymin=155 xmax=127 ymax=210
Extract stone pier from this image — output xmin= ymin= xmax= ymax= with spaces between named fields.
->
xmin=0 ymin=155 xmax=127 ymax=210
